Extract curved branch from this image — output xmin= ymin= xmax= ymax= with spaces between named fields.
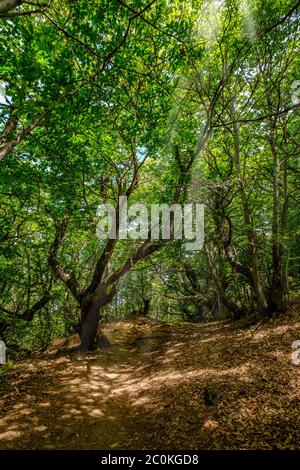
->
xmin=48 ymin=216 xmax=83 ymax=302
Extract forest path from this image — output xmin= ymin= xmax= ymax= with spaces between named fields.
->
xmin=1 ymin=309 xmax=300 ymax=450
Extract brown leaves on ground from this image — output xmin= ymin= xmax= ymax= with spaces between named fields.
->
xmin=0 ymin=303 xmax=300 ymax=450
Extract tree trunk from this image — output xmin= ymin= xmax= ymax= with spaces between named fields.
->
xmin=193 ymin=301 xmax=206 ymax=322
xmin=264 ymin=77 xmax=288 ymax=315
xmin=230 ymin=95 xmax=268 ymax=318
xmin=79 ymin=299 xmax=101 ymax=351
xmin=268 ymin=120 xmax=288 ymax=314
xmin=141 ymin=298 xmax=150 ymax=316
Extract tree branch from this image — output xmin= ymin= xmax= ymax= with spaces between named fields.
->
xmin=48 ymin=216 xmax=83 ymax=302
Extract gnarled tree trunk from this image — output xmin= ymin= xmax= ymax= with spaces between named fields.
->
xmin=79 ymin=298 xmax=102 ymax=351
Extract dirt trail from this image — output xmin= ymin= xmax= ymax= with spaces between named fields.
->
xmin=0 ymin=319 xmax=191 ymax=450
xmin=1 ymin=310 xmax=300 ymax=450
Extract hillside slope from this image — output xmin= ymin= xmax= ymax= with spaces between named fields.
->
xmin=1 ymin=304 xmax=300 ymax=450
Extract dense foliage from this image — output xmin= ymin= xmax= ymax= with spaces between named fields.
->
xmin=0 ymin=0 xmax=299 ymax=350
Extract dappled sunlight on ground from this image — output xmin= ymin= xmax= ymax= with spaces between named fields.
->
xmin=0 ymin=306 xmax=300 ymax=449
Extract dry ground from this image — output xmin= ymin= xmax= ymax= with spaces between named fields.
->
xmin=0 ymin=303 xmax=300 ymax=450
